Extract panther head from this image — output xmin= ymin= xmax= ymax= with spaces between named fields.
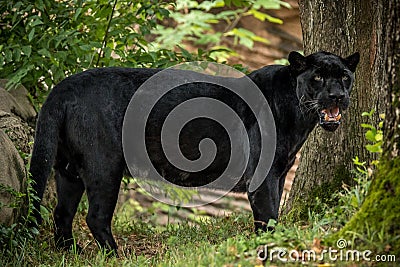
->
xmin=288 ymin=51 xmax=360 ymax=132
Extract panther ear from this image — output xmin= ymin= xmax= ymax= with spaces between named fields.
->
xmin=344 ymin=52 xmax=360 ymax=72
xmin=288 ymin=51 xmax=307 ymax=73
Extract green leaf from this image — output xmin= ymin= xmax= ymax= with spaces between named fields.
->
xmin=361 ymin=109 xmax=375 ymax=117
xmin=197 ymin=33 xmax=222 ymax=45
xmin=30 ymin=17 xmax=44 ymax=27
xmin=79 ymin=44 xmax=93 ymax=51
xmin=158 ymin=8 xmax=170 ymax=18
xmin=13 ymin=47 xmax=22 ymax=62
xmin=92 ymin=41 xmax=104 ymax=48
xmin=73 ymin=7 xmax=83 ymax=21
xmin=38 ymin=48 xmax=51 ymax=58
xmin=253 ymin=0 xmax=291 ymax=9
xmin=178 ymin=46 xmax=193 ymax=60
xmin=198 ymin=0 xmax=223 ymax=11
xmin=374 ymin=132 xmax=383 ymax=141
xmin=265 ymin=14 xmax=283 ymax=24
xmin=239 ymin=37 xmax=253 ymax=48
xmin=352 ymin=156 xmax=366 ymax=166
xmin=360 ymin=123 xmax=374 ymax=129
xmin=365 ymin=130 xmax=376 ymax=142
xmin=5 ymin=49 xmax=12 ymax=62
xmin=205 ymin=19 xmax=219 ymax=24
xmin=247 ymin=9 xmax=269 ymax=21
xmin=267 ymin=219 xmax=277 ymax=227
xmin=248 ymin=9 xmax=283 ymax=24
xmin=279 ymin=1 xmax=292 ymax=9
xmin=366 ymin=143 xmax=382 ymax=153
xmin=251 ymin=35 xmax=270 ymax=44
xmin=22 ymin=46 xmax=32 ymax=57
xmin=356 ymin=166 xmax=367 ymax=174
xmin=234 ymin=27 xmax=255 ymax=37
xmin=28 ymin=28 xmax=35 ymax=42
xmin=350 ymin=195 xmax=358 ymax=208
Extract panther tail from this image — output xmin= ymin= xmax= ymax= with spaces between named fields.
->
xmin=29 ymin=91 xmax=65 ymax=225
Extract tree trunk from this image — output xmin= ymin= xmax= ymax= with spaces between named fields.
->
xmin=285 ymin=0 xmax=386 ymax=220
xmin=339 ymin=0 xmax=400 ymax=254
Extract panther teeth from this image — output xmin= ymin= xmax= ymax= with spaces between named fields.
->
xmin=322 ymin=112 xmax=341 ymax=122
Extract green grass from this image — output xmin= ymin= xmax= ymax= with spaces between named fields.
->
xmin=1 ymin=171 xmax=398 ymax=266
xmin=0 ymin=212 xmax=398 ymax=266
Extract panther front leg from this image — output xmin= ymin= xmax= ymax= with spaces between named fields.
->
xmin=247 ymin=170 xmax=285 ymax=233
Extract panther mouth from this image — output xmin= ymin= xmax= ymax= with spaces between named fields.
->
xmin=319 ymin=106 xmax=341 ymax=132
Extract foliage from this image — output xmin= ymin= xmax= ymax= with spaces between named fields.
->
xmin=314 ymin=110 xmax=385 ymax=227
xmin=0 ymin=135 xmax=391 ymax=266
xmin=318 ymin=159 xmax=372 ymax=229
xmin=0 ymin=0 xmax=290 ymax=104
xmin=153 ymin=0 xmax=290 ymax=61
xmin=323 ymin=109 xmax=386 ymax=226
xmin=0 ymin=134 xmax=393 ymax=265
xmin=330 ymin=113 xmax=399 ymax=257
xmin=0 ymin=0 xmax=214 ymax=103
xmin=3 ymin=158 xmax=382 ymax=266
xmin=361 ymin=109 xmax=384 ymax=154
xmin=286 ymin=109 xmax=385 ymax=227
xmin=2 ymin=183 xmax=397 ymax=266
xmin=337 ymin=158 xmax=400 ymax=256
xmin=0 ymin=174 xmax=40 ymax=256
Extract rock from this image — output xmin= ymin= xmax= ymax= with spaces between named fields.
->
xmin=0 ymin=130 xmax=26 ymax=225
xmin=0 ymin=110 xmax=35 ymax=157
xmin=0 ymin=80 xmax=36 ymax=124
xmin=0 ymin=83 xmax=36 ymax=156
xmin=0 ymin=82 xmax=35 ymax=226
xmin=0 ymin=82 xmax=57 ymax=225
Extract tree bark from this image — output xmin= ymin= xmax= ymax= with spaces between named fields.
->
xmin=339 ymin=0 xmax=400 ymax=254
xmin=285 ymin=0 xmax=386 ymax=220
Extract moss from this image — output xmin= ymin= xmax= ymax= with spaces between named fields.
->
xmin=286 ymin=164 xmax=353 ymax=222
xmin=335 ymin=157 xmax=400 ymax=254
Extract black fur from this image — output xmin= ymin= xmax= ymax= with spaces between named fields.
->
xmin=29 ymin=51 xmax=359 ymax=254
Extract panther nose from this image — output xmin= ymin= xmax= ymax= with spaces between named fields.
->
xmin=329 ymin=93 xmax=345 ymax=102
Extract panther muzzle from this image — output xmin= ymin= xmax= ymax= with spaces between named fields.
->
xmin=319 ymin=106 xmax=341 ymax=132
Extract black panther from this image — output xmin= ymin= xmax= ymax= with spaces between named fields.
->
xmin=29 ymin=51 xmax=359 ymax=254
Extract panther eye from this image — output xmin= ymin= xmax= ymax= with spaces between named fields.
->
xmin=342 ymin=75 xmax=348 ymax=81
xmin=314 ymin=75 xmax=323 ymax=81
